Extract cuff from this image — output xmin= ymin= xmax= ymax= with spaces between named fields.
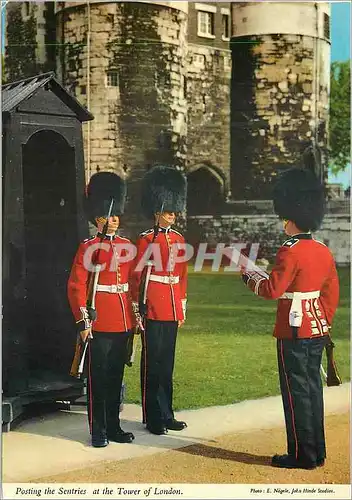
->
xmin=242 ymin=271 xmax=266 ymax=295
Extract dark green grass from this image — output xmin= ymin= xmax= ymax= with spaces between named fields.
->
xmin=124 ymin=268 xmax=350 ymax=410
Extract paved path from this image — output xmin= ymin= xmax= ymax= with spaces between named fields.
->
xmin=2 ymin=383 xmax=350 ymax=482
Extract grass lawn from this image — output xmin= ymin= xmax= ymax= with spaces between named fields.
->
xmin=124 ymin=268 xmax=350 ymax=410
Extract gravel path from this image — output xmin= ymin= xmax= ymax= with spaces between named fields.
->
xmin=32 ymin=412 xmax=350 ymax=484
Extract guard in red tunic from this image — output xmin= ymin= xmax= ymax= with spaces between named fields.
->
xmin=131 ymin=166 xmax=188 ymax=435
xmin=241 ymin=149 xmax=339 ymax=469
xmin=68 ymin=172 xmax=136 ymax=448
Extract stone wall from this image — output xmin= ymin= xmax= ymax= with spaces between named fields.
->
xmin=187 ymin=214 xmax=350 ymax=266
xmin=230 ymin=33 xmax=330 ymax=200
xmin=230 ymin=2 xmax=330 ymax=200
xmin=186 ymin=43 xmax=231 ymax=192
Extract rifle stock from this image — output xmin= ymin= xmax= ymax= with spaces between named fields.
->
xmin=325 ymin=336 xmax=342 ymax=387
xmin=70 ymin=336 xmax=83 ymax=378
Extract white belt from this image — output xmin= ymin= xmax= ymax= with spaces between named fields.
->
xmin=96 ymin=283 xmax=129 ymax=293
xmin=279 ymin=291 xmax=320 ymax=327
xmin=149 ymin=275 xmax=180 ymax=285
xmin=280 ymin=291 xmax=320 ymax=300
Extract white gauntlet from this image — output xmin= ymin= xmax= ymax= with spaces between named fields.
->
xmin=242 ymin=271 xmax=266 ymax=295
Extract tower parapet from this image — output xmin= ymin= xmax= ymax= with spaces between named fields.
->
xmin=230 ymin=2 xmax=331 ymax=200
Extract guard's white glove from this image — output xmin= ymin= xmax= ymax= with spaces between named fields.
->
xmin=76 ymin=307 xmax=93 ymax=334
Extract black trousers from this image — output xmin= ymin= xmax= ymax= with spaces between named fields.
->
xmin=87 ymin=331 xmax=129 ymax=437
xmin=140 ymin=320 xmax=178 ymax=426
xmin=277 ymin=336 xmax=328 ymax=464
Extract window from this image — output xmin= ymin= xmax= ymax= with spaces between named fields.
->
xmin=323 ymin=13 xmax=330 ymax=40
xmin=183 ymin=76 xmax=187 ymax=98
xmin=155 ymin=71 xmax=170 ymax=89
xmin=106 ymin=70 xmax=119 ymax=87
xmin=221 ymin=7 xmax=230 ymax=41
xmin=222 ymin=15 xmax=230 ymax=40
xmin=193 ymin=54 xmax=206 ymax=68
xmin=197 ymin=11 xmax=215 ymax=38
xmin=24 ymin=2 xmax=30 ymax=17
xmin=223 ymin=56 xmax=231 ymax=71
xmin=107 ymin=14 xmax=114 ymax=27
xmin=158 ymin=130 xmax=172 ymax=150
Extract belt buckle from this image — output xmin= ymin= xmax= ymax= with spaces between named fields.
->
xmin=170 ymin=276 xmax=176 ymax=284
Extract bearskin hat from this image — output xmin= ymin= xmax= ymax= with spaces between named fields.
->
xmin=84 ymin=172 xmax=126 ymax=225
xmin=141 ymin=166 xmax=187 ymax=219
xmin=273 ymin=147 xmax=325 ymax=232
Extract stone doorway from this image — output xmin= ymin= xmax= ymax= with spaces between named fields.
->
xmin=187 ymin=165 xmax=225 ymax=216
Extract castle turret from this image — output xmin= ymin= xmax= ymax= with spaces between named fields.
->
xmin=230 ymin=1 xmax=331 ymax=200
xmin=55 ymin=1 xmax=188 ymax=236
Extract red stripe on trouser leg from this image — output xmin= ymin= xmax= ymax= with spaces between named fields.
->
xmin=280 ymin=340 xmax=299 ymax=460
xmin=88 ymin=342 xmax=93 ymax=434
xmin=141 ymin=328 xmax=148 ymax=423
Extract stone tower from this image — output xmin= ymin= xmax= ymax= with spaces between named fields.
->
xmin=230 ymin=1 xmax=331 ymax=200
xmin=54 ymin=1 xmax=189 ymax=236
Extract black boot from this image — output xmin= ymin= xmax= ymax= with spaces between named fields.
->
xmin=92 ymin=432 xmax=109 ymax=448
xmin=271 ymin=454 xmax=317 ymax=470
xmin=108 ymin=428 xmax=135 ymax=443
xmin=146 ymin=423 xmax=168 ymax=435
xmin=165 ymin=418 xmax=187 ymax=431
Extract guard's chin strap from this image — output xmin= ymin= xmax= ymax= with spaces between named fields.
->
xmin=153 ymin=202 xmax=165 ymax=242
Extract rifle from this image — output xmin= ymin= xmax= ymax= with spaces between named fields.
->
xmin=322 ymin=335 xmax=342 ymax=387
xmin=127 ymin=206 xmax=165 ymax=367
xmin=138 ymin=203 xmax=164 ymax=320
xmin=125 ymin=331 xmax=136 ymax=367
xmin=124 ymin=204 xmax=167 ymax=368
xmin=70 ymin=198 xmax=115 ymax=378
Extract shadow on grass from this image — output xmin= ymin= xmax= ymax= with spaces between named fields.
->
xmin=176 ymin=443 xmax=272 ymax=467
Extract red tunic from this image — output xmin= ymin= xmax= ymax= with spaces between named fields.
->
xmin=131 ymin=228 xmax=188 ymax=321
xmin=67 ymin=233 xmax=135 ymax=332
xmin=244 ymin=234 xmax=339 ymax=339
